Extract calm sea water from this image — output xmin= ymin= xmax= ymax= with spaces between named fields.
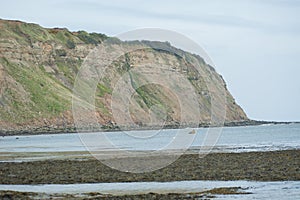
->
xmin=0 ymin=181 xmax=299 ymax=199
xmin=1 ymin=123 xmax=299 ymax=156
xmin=0 ymin=124 xmax=299 ymax=199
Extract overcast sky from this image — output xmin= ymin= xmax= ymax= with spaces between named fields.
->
xmin=1 ymin=0 xmax=299 ymax=121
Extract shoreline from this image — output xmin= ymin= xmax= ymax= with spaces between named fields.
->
xmin=0 ymin=120 xmax=297 ymax=136
xmin=1 ymin=150 xmax=299 ymax=184
xmin=0 ymin=187 xmax=249 ymax=199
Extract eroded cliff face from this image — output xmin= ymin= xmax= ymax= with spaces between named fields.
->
xmin=0 ymin=19 xmax=248 ymax=132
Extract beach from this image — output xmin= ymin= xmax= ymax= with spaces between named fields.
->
xmin=1 ymin=124 xmax=299 ymax=199
xmin=0 ymin=150 xmax=299 ymax=199
xmin=0 ymin=187 xmax=249 ymax=199
xmin=1 ymin=150 xmax=299 ymax=184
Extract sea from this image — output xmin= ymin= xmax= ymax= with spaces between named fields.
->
xmin=0 ymin=123 xmax=299 ymax=199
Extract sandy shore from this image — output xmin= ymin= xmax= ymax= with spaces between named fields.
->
xmin=0 ymin=150 xmax=299 ymax=184
xmin=0 ymin=187 xmax=249 ymax=199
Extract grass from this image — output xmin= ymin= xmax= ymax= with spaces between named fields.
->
xmin=1 ymin=58 xmax=70 ymax=122
xmin=96 ymin=83 xmax=112 ymax=97
xmin=75 ymin=31 xmax=107 ymax=45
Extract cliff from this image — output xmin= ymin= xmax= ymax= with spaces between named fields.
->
xmin=0 ymin=19 xmax=248 ymax=134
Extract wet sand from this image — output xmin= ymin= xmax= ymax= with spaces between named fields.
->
xmin=0 ymin=187 xmax=249 ymax=199
xmin=0 ymin=150 xmax=299 ymax=184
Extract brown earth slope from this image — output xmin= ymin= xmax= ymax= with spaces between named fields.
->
xmin=0 ymin=19 xmax=248 ymax=134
